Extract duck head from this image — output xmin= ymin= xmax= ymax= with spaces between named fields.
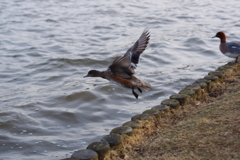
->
xmin=83 ymin=70 xmax=102 ymax=78
xmin=212 ymin=31 xmax=226 ymax=43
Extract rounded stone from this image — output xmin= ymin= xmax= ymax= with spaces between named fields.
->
xmin=208 ymin=71 xmax=225 ymax=78
xmin=151 ymin=104 xmax=170 ymax=111
xmin=101 ymin=134 xmax=122 ymax=148
xmin=195 ymin=78 xmax=212 ymax=91
xmin=170 ymin=94 xmax=189 ymax=106
xmin=217 ymin=67 xmax=234 ymax=76
xmin=161 ymin=99 xmax=180 ymax=109
xmin=193 ymin=82 xmax=207 ymax=92
xmin=204 ymin=75 xmax=219 ymax=82
xmin=196 ymin=78 xmax=211 ymax=85
xmin=87 ymin=141 xmax=110 ymax=160
xmin=217 ymin=66 xmax=234 ymax=75
xmin=186 ymin=84 xmax=202 ymax=99
xmin=110 ymin=126 xmax=133 ymax=136
xmin=122 ymin=121 xmax=141 ymax=129
xmin=71 ymin=149 xmax=98 ymax=160
xmin=142 ymin=109 xmax=160 ymax=117
xmin=179 ymin=89 xmax=195 ymax=97
xmin=218 ymin=66 xmax=233 ymax=70
xmin=185 ymin=84 xmax=201 ymax=93
xmin=197 ymin=82 xmax=207 ymax=89
xmin=131 ymin=114 xmax=151 ymax=121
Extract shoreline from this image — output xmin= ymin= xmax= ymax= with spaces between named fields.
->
xmin=123 ymin=64 xmax=240 ymax=160
xmin=65 ymin=62 xmax=240 ymax=160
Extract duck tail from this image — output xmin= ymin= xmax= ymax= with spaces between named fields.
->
xmin=139 ymin=82 xmax=151 ymax=91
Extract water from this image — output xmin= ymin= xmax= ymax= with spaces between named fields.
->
xmin=0 ymin=0 xmax=239 ymax=159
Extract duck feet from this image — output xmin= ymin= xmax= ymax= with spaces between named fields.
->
xmin=137 ymin=87 xmax=142 ymax=93
xmin=132 ymin=87 xmax=139 ymax=99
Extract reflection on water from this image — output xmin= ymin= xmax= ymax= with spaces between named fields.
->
xmin=0 ymin=0 xmax=239 ymax=159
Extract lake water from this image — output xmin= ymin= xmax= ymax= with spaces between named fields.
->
xmin=0 ymin=0 xmax=239 ymax=159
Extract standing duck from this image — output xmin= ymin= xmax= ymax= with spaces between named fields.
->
xmin=84 ymin=30 xmax=151 ymax=99
xmin=213 ymin=31 xmax=240 ymax=63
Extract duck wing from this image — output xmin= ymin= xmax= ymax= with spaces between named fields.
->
xmin=124 ymin=30 xmax=150 ymax=68
xmin=227 ymin=41 xmax=240 ymax=55
xmin=108 ymin=56 xmax=134 ymax=79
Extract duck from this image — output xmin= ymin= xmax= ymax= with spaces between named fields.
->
xmin=84 ymin=30 xmax=151 ymax=99
xmin=213 ymin=31 xmax=240 ymax=63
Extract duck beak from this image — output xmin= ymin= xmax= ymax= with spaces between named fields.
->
xmin=83 ymin=75 xmax=88 ymax=78
xmin=212 ymin=35 xmax=216 ymax=38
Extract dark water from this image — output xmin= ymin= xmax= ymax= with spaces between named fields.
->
xmin=0 ymin=0 xmax=239 ymax=159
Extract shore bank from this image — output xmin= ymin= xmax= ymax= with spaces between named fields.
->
xmin=119 ymin=64 xmax=240 ymax=160
xmin=66 ymin=62 xmax=240 ymax=160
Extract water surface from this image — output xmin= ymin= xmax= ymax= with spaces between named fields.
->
xmin=0 ymin=0 xmax=239 ymax=159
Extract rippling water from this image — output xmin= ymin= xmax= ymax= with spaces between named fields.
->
xmin=1 ymin=0 xmax=240 ymax=159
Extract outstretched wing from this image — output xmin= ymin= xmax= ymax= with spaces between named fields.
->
xmin=228 ymin=41 xmax=240 ymax=56
xmin=108 ymin=56 xmax=134 ymax=79
xmin=124 ymin=30 xmax=150 ymax=68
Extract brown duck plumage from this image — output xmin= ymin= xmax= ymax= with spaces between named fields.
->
xmin=84 ymin=30 xmax=151 ymax=99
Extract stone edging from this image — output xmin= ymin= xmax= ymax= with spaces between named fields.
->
xmin=63 ymin=62 xmax=240 ymax=160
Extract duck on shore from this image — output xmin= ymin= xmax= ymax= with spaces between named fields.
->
xmin=213 ymin=31 xmax=240 ymax=63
